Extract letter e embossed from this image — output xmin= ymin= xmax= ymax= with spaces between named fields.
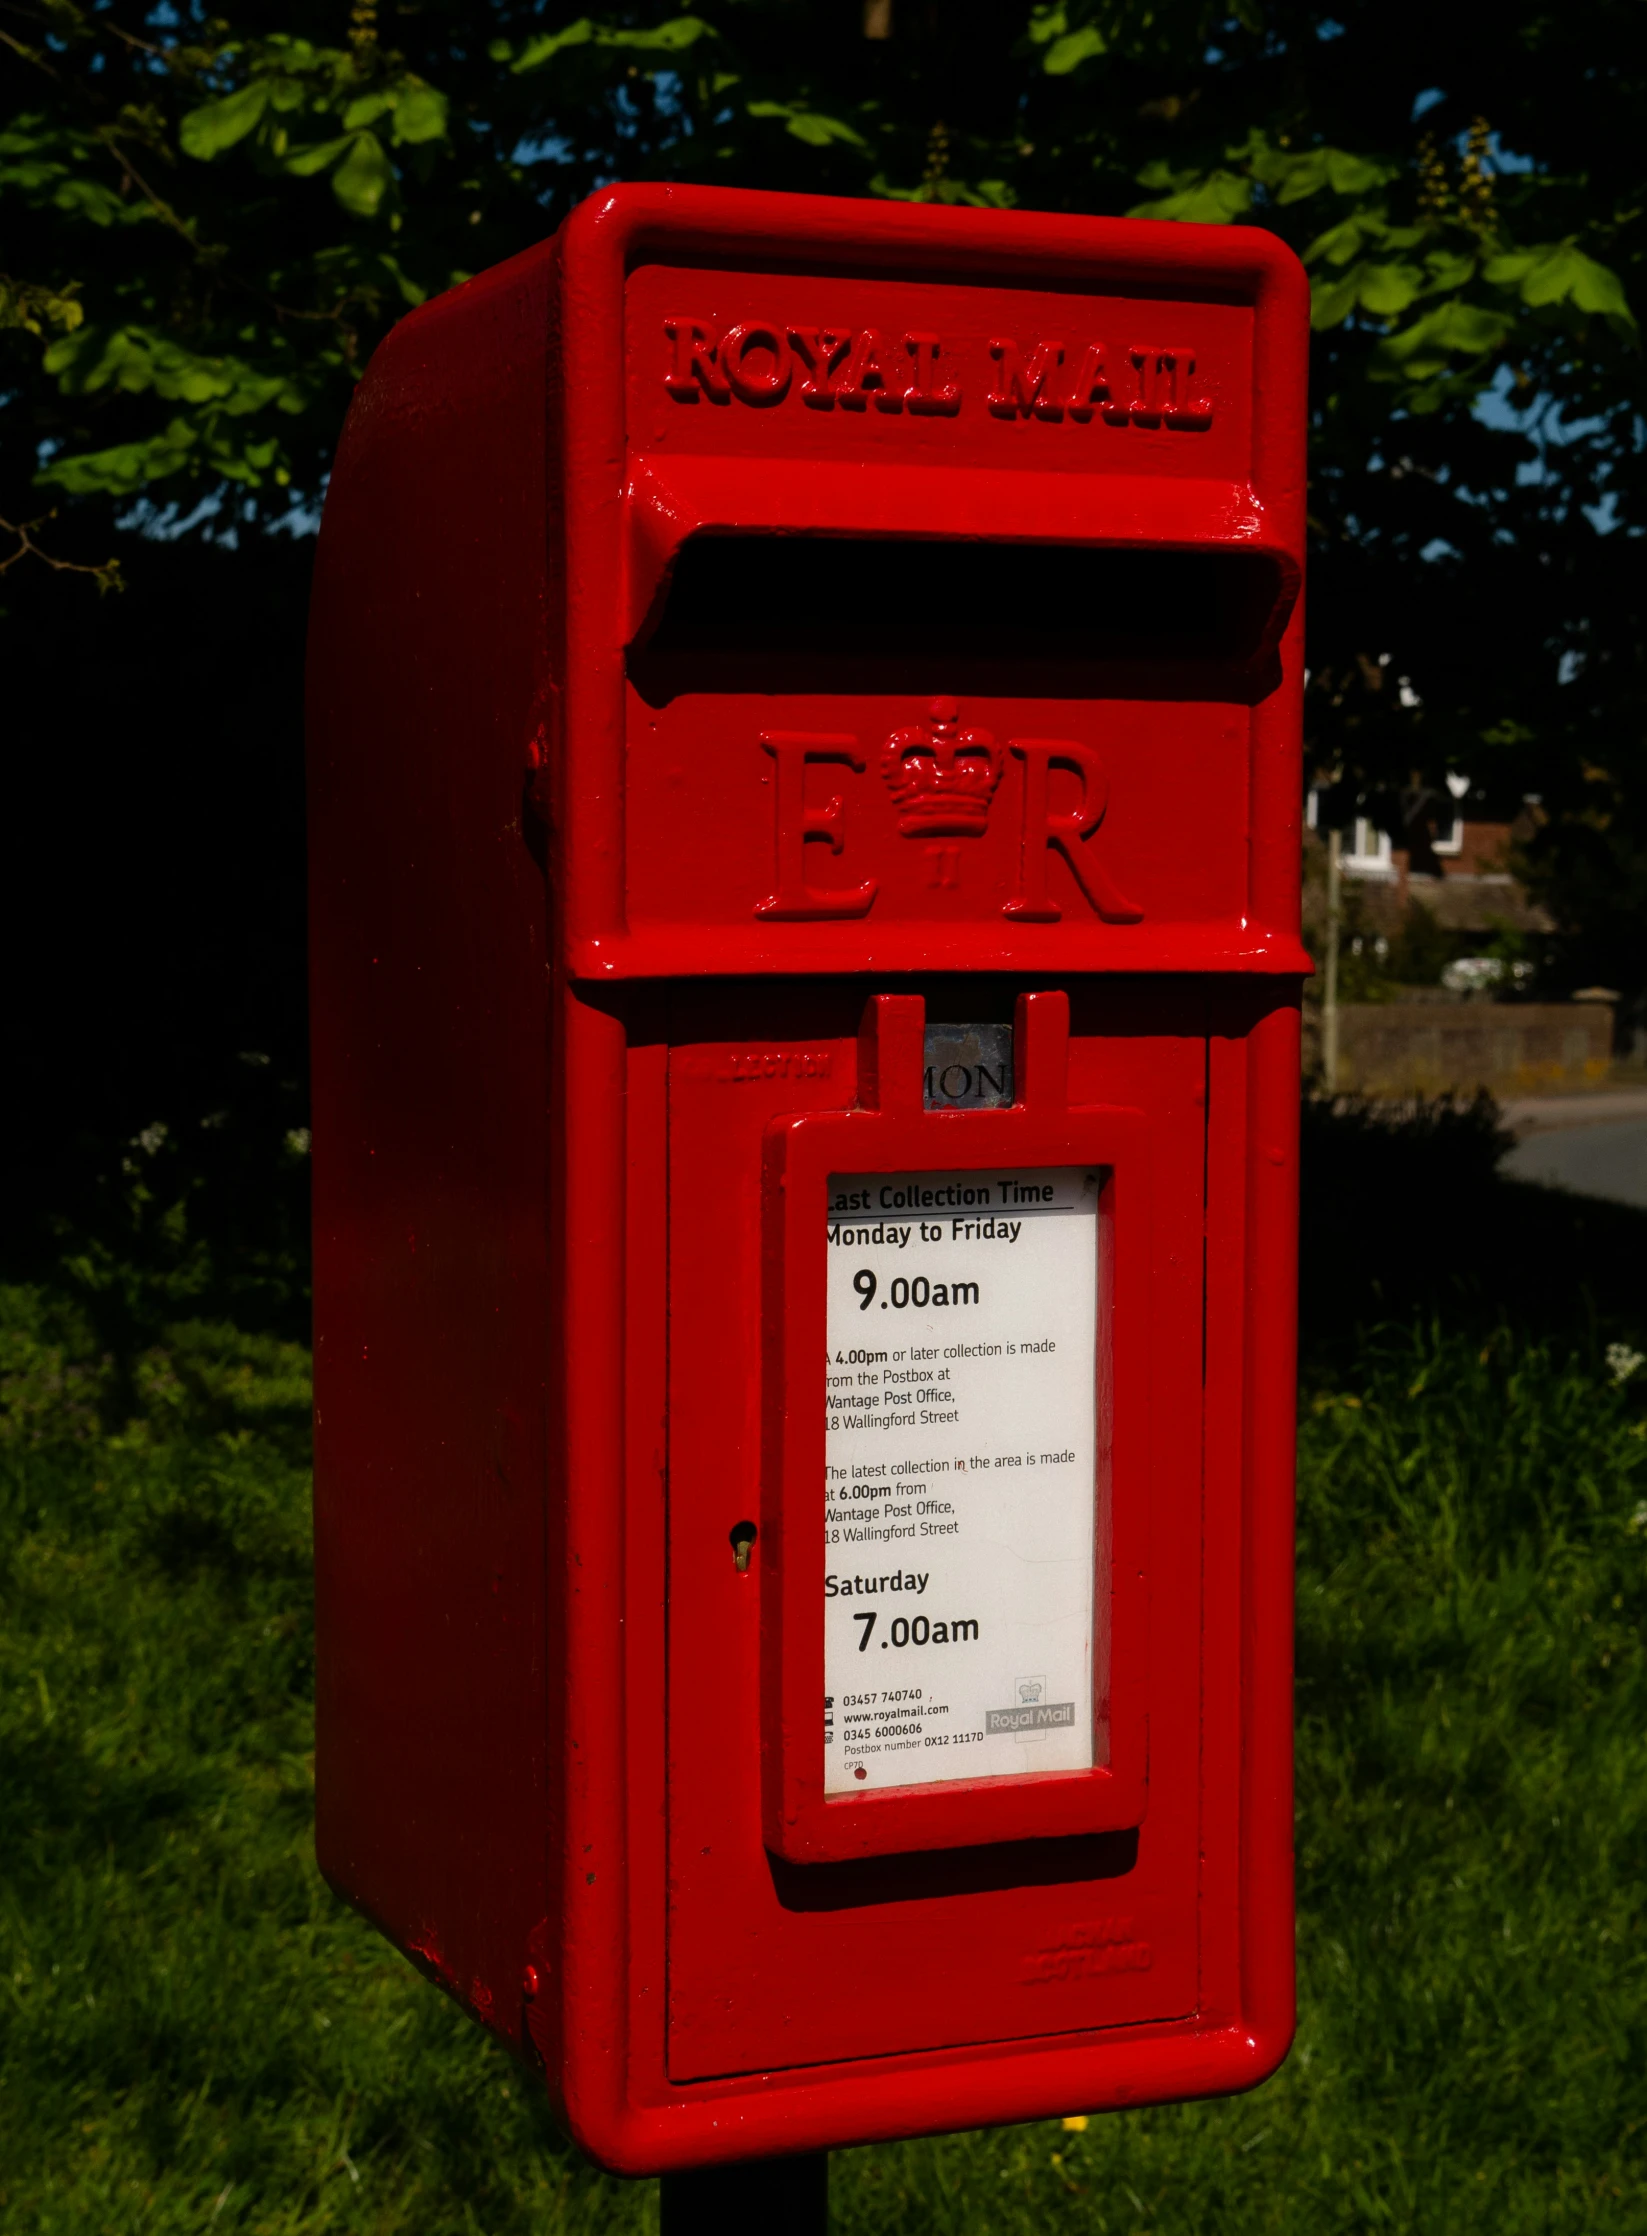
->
xmin=756 ymin=734 xmax=878 ymax=921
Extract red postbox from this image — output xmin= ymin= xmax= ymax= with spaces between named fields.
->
xmin=306 ymin=183 xmax=1309 ymax=2174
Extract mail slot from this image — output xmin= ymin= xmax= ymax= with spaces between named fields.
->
xmin=306 ymin=184 xmax=1309 ymax=2173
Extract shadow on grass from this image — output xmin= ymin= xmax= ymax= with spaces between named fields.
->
xmin=1300 ymin=1092 xmax=1647 ymax=1370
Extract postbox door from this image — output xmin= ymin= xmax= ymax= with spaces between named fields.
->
xmin=663 ymin=982 xmax=1207 ymax=2081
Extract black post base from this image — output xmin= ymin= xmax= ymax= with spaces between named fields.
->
xmin=659 ymin=2150 xmax=829 ymax=2235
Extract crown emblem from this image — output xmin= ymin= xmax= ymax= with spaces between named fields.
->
xmin=881 ymin=698 xmax=1004 ymax=838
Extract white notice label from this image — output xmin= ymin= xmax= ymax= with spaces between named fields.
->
xmin=823 ymin=1167 xmax=1098 ymax=1794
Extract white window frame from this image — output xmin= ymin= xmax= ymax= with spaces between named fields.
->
xmin=1344 ymin=817 xmax=1394 ymax=875
xmin=1435 ymin=773 xmax=1470 ymax=857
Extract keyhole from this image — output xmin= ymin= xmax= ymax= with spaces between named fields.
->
xmin=729 ymin=1520 xmax=758 ymax=1574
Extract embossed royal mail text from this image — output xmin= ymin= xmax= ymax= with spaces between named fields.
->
xmin=663 ymin=320 xmax=1213 ymax=427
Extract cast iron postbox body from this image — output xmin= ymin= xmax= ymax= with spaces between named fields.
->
xmin=307 ymin=184 xmax=1309 ymax=2173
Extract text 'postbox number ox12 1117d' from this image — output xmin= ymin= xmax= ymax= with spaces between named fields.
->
xmin=306 ymin=183 xmax=1309 ymax=2176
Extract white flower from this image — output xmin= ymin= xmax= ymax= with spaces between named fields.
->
xmin=1441 ymin=956 xmax=1504 ymax=995
xmin=1606 ymin=1343 xmax=1644 ymax=1386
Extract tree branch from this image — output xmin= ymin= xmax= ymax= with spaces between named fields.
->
xmin=0 ymin=510 xmax=123 ymax=592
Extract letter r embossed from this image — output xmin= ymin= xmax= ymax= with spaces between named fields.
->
xmin=1003 ymin=739 xmax=1143 ymax=924
xmin=756 ymin=734 xmax=878 ymax=920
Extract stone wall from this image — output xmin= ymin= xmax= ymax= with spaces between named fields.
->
xmin=1328 ymin=1002 xmax=1613 ymax=1097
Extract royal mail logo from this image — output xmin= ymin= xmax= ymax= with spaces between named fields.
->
xmin=663 ymin=319 xmax=1213 ymax=428
xmin=882 ymin=698 xmax=1004 ymax=838
xmin=754 ymin=699 xmax=1143 ymax=926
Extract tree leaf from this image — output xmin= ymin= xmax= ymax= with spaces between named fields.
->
xmin=390 ymin=84 xmax=448 ymax=146
xmin=1502 ymin=241 xmax=1637 ymax=329
xmin=0 ymin=274 xmax=84 ymax=336
xmin=1430 ymin=301 xmax=1516 ymax=352
xmin=1043 ymin=25 xmax=1106 ymax=74
xmin=600 ymin=16 xmax=713 ymax=50
xmin=1422 ymin=250 xmax=1478 ymax=293
xmin=1481 ymin=249 xmax=1537 ymax=286
xmin=1247 ymin=139 xmax=1400 ymax=204
xmin=36 ymin=416 xmax=199 ymax=496
xmin=341 ymin=92 xmax=397 ymax=132
xmin=1267 ymin=148 xmax=1330 ymax=202
xmin=330 ymin=132 xmax=394 ymax=216
xmin=1374 ymin=300 xmax=1515 ymax=375
xmin=370 ymin=251 xmax=427 ymax=307
xmin=37 ymin=409 xmax=293 ymax=493
xmin=1356 ymin=262 xmax=1424 ymax=316
xmin=44 ymin=325 xmax=159 ymax=392
xmin=509 ymin=16 xmax=707 ymax=71
xmin=1561 ymin=253 xmax=1634 ymax=327
xmin=180 ymin=83 xmax=270 ymax=161
xmin=511 ymin=19 xmax=594 ymax=73
xmin=879 ymin=173 xmax=1021 ymax=207
xmin=280 ymin=134 xmax=355 ymax=179
xmin=51 ymin=176 xmax=153 ymax=227
xmin=1304 ymin=214 xmax=1386 ymax=268
xmin=263 ymin=36 xmax=322 ymax=70
xmin=1309 ymin=273 xmax=1361 ymax=328
xmin=42 ymin=324 xmax=310 ymax=412
xmin=1128 ymin=169 xmax=1251 ymax=224
xmin=1517 ymin=243 xmax=1594 ymax=308
xmin=1326 ymin=149 xmax=1400 ymax=194
xmin=747 ymin=101 xmax=865 ymax=147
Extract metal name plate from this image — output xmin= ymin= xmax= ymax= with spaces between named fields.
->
xmin=822 ymin=1165 xmax=1098 ymax=1794
xmin=923 ymin=1021 xmax=1014 ymax=1110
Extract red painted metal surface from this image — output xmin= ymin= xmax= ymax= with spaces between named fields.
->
xmin=307 ymin=182 xmax=1307 ymax=2175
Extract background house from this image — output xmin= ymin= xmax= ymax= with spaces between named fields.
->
xmin=1300 ymin=783 xmax=1631 ymax=1094
xmin=1305 ymin=779 xmax=1554 ymax=944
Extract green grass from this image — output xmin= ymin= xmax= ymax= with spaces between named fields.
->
xmin=3 ymin=1278 xmax=1646 ymax=2232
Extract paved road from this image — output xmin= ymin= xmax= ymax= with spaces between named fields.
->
xmin=1502 ymin=1101 xmax=1647 ymax=1210
xmin=1501 ymin=1086 xmax=1647 ymax=1133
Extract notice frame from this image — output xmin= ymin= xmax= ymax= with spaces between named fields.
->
xmin=759 ymin=992 xmax=1153 ymax=1867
